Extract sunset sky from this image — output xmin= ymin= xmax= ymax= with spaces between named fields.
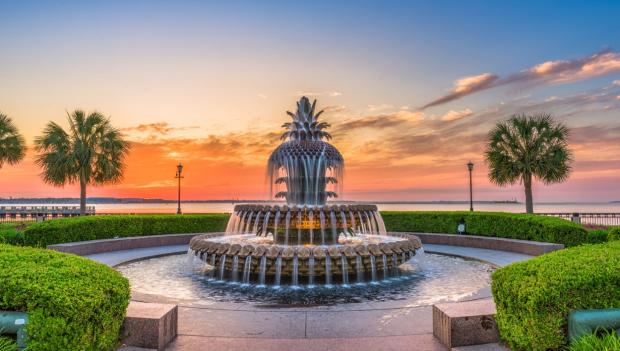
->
xmin=1 ymin=1 xmax=619 ymax=202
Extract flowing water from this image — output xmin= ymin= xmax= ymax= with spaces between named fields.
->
xmin=118 ymin=252 xmax=495 ymax=306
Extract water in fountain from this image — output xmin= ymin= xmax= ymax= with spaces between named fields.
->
xmin=292 ymin=255 xmax=299 ymax=287
xmin=273 ymin=211 xmax=280 ymax=243
xmin=325 ymin=255 xmax=332 ymax=286
xmin=275 ymin=256 xmax=282 ymax=287
xmin=259 ymin=255 xmax=267 ymax=286
xmin=370 ymin=255 xmax=377 ymax=282
xmin=392 ymin=253 xmax=400 ymax=277
xmin=219 ymin=255 xmax=227 ymax=281
xmin=356 ymin=256 xmax=364 ymax=284
xmin=231 ymin=255 xmax=239 ymax=283
xmin=209 ymin=254 xmax=217 ymax=279
xmin=284 ymin=211 xmax=291 ymax=245
xmin=242 ymin=256 xmax=252 ymax=284
xmin=330 ymin=210 xmax=338 ymax=244
xmin=308 ymin=257 xmax=315 ymax=286
xmin=297 ymin=211 xmax=302 ymax=246
xmin=188 ymin=96 xmax=422 ymax=287
xmin=382 ymin=254 xmax=388 ymax=280
xmin=341 ymin=256 xmax=349 ymax=286
xmin=319 ymin=210 xmax=326 ymax=245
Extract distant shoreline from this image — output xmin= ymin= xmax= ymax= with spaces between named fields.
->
xmin=1 ymin=197 xmax=618 ymax=205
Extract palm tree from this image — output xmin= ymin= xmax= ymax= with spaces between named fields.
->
xmin=0 ymin=113 xmax=26 ymax=169
xmin=35 ymin=110 xmax=130 ymax=215
xmin=485 ymin=114 xmax=572 ymax=214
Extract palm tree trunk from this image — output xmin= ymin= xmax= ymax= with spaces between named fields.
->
xmin=80 ymin=177 xmax=87 ymax=215
xmin=524 ymin=173 xmax=534 ymax=214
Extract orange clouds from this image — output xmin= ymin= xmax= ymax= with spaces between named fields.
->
xmin=2 ymin=114 xmax=619 ymax=202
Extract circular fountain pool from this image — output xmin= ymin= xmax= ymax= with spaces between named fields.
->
xmin=117 ymin=252 xmax=495 ymax=307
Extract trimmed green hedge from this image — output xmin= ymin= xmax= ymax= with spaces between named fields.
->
xmin=0 ymin=244 xmax=130 ymax=350
xmin=0 ymin=223 xmax=26 ymax=245
xmin=586 ymin=229 xmax=610 ymax=244
xmin=608 ymin=227 xmax=620 ymax=241
xmin=492 ymin=241 xmax=620 ymax=350
xmin=21 ymin=214 xmax=230 ymax=247
xmin=381 ymin=211 xmax=588 ymax=247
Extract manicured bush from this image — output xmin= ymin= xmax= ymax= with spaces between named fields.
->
xmin=607 ymin=227 xmax=620 ymax=242
xmin=0 ymin=244 xmax=130 ymax=350
xmin=569 ymin=330 xmax=620 ymax=351
xmin=381 ymin=211 xmax=588 ymax=246
xmin=491 ymin=241 xmax=620 ymax=350
xmin=22 ymin=214 xmax=230 ymax=247
xmin=0 ymin=223 xmax=28 ymax=245
xmin=586 ymin=229 xmax=609 ymax=244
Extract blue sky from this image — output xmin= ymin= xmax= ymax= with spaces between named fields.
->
xmin=1 ymin=0 xmax=619 ymax=201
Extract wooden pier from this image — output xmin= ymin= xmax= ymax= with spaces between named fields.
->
xmin=0 ymin=206 xmax=96 ymax=222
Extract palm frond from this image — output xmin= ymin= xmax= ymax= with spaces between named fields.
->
xmin=0 ymin=113 xmax=26 ymax=168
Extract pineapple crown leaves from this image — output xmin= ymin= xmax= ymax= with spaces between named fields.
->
xmin=280 ymin=96 xmax=332 ymax=141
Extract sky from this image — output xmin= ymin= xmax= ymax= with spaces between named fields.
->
xmin=1 ymin=0 xmax=619 ymax=202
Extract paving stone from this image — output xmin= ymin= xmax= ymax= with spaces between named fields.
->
xmin=177 ymin=307 xmax=306 ymax=338
xmin=305 ymin=306 xmax=433 ymax=338
xmin=166 ymin=334 xmax=448 ymax=351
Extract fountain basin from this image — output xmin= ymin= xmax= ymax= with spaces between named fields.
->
xmin=189 ymin=233 xmax=422 ymax=282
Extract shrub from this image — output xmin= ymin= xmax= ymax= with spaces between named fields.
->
xmin=607 ymin=227 xmax=620 ymax=242
xmin=0 ymin=223 xmax=29 ymax=245
xmin=0 ymin=244 xmax=130 ymax=351
xmin=22 ymin=214 xmax=229 ymax=247
xmin=586 ymin=229 xmax=609 ymax=244
xmin=491 ymin=241 xmax=620 ymax=350
xmin=381 ymin=211 xmax=588 ymax=246
xmin=569 ymin=330 xmax=620 ymax=351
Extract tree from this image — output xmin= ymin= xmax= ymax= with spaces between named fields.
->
xmin=0 ymin=113 xmax=26 ymax=169
xmin=35 ymin=110 xmax=130 ymax=214
xmin=485 ymin=114 xmax=572 ymax=213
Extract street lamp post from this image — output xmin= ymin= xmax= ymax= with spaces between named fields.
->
xmin=467 ymin=161 xmax=474 ymax=212
xmin=175 ymin=163 xmax=184 ymax=214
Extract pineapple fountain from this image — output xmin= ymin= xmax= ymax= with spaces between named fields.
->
xmin=189 ymin=97 xmax=422 ymax=286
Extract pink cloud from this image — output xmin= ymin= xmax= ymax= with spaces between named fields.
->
xmin=440 ymin=108 xmax=474 ymax=122
xmin=422 ymin=50 xmax=620 ymax=109
xmin=421 ymin=73 xmax=498 ymax=109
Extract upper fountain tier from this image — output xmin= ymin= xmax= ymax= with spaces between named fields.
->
xmin=268 ymin=96 xmax=344 ymax=206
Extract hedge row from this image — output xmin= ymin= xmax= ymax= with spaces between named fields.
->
xmin=381 ymin=211 xmax=588 ymax=247
xmin=492 ymin=240 xmax=620 ymax=350
xmin=0 ymin=244 xmax=130 ymax=350
xmin=20 ymin=214 xmax=230 ymax=247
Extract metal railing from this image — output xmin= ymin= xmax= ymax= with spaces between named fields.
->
xmin=0 ymin=206 xmax=96 ymax=223
xmin=537 ymin=213 xmax=620 ymax=226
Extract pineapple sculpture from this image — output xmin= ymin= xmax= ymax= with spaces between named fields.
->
xmin=269 ymin=96 xmax=344 ymax=206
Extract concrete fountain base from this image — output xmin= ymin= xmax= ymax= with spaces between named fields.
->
xmin=188 ymin=233 xmax=422 ymax=281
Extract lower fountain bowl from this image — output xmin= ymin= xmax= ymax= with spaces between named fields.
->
xmin=188 ymin=233 xmax=422 ymax=284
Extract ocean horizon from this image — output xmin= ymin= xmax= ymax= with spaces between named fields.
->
xmin=3 ymin=201 xmax=620 ymax=214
